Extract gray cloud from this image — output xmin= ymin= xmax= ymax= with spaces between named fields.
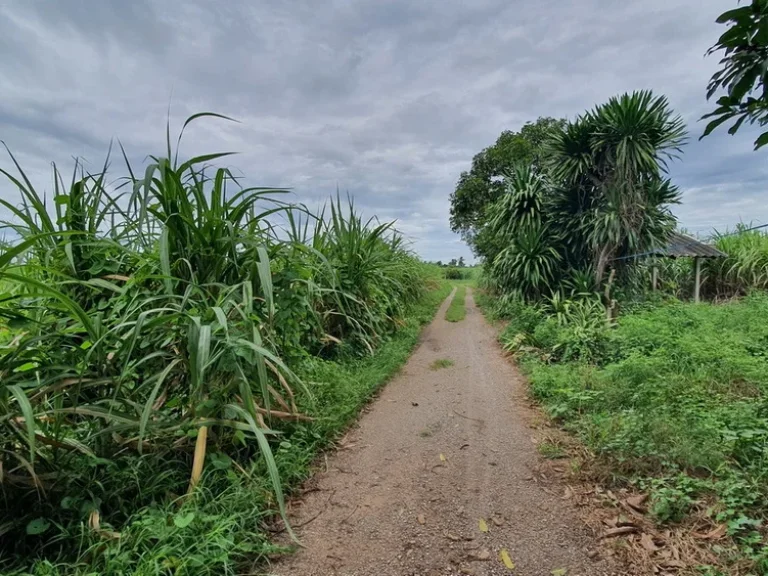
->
xmin=0 ymin=0 xmax=764 ymax=261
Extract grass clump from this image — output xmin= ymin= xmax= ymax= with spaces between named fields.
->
xmin=445 ymin=286 xmax=467 ymax=322
xmin=483 ymin=292 xmax=768 ymax=572
xmin=430 ymin=358 xmax=454 ymax=370
xmin=0 ymin=114 xmax=448 ymax=575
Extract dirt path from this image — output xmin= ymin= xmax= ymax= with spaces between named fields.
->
xmin=270 ymin=289 xmax=621 ymax=576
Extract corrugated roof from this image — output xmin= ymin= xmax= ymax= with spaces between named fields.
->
xmin=649 ymin=232 xmax=727 ymax=259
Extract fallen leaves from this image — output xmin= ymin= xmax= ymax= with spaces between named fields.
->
xmin=693 ymin=524 xmax=727 ymax=541
xmin=417 ymin=514 xmax=426 ymax=525
xmin=626 ymin=494 xmax=648 ymax=513
xmin=478 ymin=518 xmax=489 ymax=533
xmin=499 ymin=549 xmax=515 ymax=569
xmin=439 ymin=453 xmax=446 ymax=462
xmin=551 ymin=569 xmax=567 ymax=576
xmin=640 ymin=532 xmax=659 ymax=552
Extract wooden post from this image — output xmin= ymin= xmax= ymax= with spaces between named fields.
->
xmin=604 ymin=268 xmax=617 ymax=326
xmin=652 ymin=265 xmax=658 ymax=291
xmin=694 ymin=257 xmax=702 ymax=303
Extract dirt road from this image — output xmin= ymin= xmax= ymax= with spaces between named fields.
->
xmin=270 ymin=289 xmax=620 ymax=576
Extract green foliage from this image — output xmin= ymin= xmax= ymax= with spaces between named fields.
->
xmin=445 ymin=286 xmax=467 ymax=322
xmin=547 ymin=90 xmax=686 ymax=284
xmin=430 ymin=358 xmax=454 ymax=370
xmin=448 ymin=117 xmax=566 ymax=253
xmin=444 ymin=267 xmax=468 ymax=280
xmin=484 ymin=293 xmax=768 ymax=571
xmin=703 ymin=0 xmax=768 ymax=149
xmin=705 ymin=227 xmax=768 ymax=298
xmin=475 ymin=91 xmax=686 ymax=303
xmin=0 ymin=116 xmax=442 ymax=574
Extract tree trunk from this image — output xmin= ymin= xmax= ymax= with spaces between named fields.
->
xmin=594 ymin=244 xmax=614 ymax=286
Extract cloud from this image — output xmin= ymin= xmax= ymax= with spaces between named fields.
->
xmin=0 ymin=0 xmax=764 ymax=261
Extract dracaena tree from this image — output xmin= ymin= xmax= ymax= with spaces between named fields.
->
xmin=548 ymin=91 xmax=686 ymax=283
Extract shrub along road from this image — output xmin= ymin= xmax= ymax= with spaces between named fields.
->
xmin=270 ymin=289 xmax=619 ymax=576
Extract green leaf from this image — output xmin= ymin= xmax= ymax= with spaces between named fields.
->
xmin=716 ymin=6 xmax=752 ymax=24
xmin=755 ymin=130 xmax=768 ymax=149
xmin=138 ymin=359 xmax=181 ymax=454
xmin=700 ymin=114 xmax=737 ymax=139
xmin=173 ymin=512 xmax=196 ymax=528
xmin=256 ymin=245 xmax=275 ymax=321
xmin=209 ymin=451 xmax=232 ymax=470
xmin=9 ymin=385 xmax=36 ymax=462
xmin=26 ymin=518 xmax=50 ymax=535
xmin=159 ymin=226 xmax=173 ymax=295
xmin=13 ymin=362 xmax=39 ymax=373
xmin=728 ymin=115 xmax=748 ymax=135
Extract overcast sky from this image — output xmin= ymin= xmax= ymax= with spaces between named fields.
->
xmin=1 ymin=1 xmax=765 ymax=262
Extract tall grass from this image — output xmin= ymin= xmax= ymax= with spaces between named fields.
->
xmin=0 ymin=115 xmax=432 ymax=573
xmin=705 ymin=228 xmax=768 ymax=299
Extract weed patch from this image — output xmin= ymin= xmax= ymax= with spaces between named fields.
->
xmin=481 ymin=292 xmax=768 ymax=572
xmin=445 ymin=286 xmax=467 ymax=322
xmin=430 ymin=358 xmax=454 ymax=370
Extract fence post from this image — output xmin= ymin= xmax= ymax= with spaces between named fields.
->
xmin=694 ymin=257 xmax=701 ymax=303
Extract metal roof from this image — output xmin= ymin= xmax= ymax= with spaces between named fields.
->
xmin=648 ymin=232 xmax=727 ymax=259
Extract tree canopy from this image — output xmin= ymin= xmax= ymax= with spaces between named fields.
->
xmin=454 ymin=91 xmax=686 ymax=301
xmin=702 ymin=0 xmax=768 ymax=148
xmin=448 ymin=117 xmax=566 ymax=254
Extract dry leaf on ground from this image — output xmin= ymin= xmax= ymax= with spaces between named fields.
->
xmin=500 ymin=549 xmax=515 ymax=569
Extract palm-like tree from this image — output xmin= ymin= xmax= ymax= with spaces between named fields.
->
xmin=548 ymin=90 xmax=687 ymax=283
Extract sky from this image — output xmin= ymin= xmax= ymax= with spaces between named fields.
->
xmin=1 ymin=0 xmax=766 ymax=263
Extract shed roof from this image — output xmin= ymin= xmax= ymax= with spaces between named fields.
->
xmin=648 ymin=232 xmax=727 ymax=259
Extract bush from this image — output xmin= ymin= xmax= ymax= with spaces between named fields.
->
xmin=444 ymin=267 xmax=467 ymax=280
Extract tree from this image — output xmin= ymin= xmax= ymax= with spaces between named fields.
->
xmin=448 ymin=258 xmax=458 ymax=267
xmin=449 ymin=117 xmax=566 ymax=255
xmin=486 ymin=165 xmax=563 ymax=299
xmin=548 ymin=91 xmax=686 ymax=283
xmin=458 ymin=256 xmax=465 ymax=267
xmin=480 ymin=91 xmax=686 ymax=300
xmin=702 ymin=1 xmax=768 ymax=148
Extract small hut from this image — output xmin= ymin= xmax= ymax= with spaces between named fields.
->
xmin=643 ymin=232 xmax=728 ymax=302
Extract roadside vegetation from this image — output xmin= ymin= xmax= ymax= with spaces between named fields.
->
xmin=457 ymin=16 xmax=768 ymax=568
xmin=445 ymin=286 xmax=467 ymax=323
xmin=430 ymin=358 xmax=454 ymax=370
xmin=0 ymin=115 xmax=449 ymax=575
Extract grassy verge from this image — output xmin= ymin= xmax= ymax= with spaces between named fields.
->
xmin=11 ymin=281 xmax=452 ymax=576
xmin=445 ymin=286 xmax=467 ymax=322
xmin=479 ymin=292 xmax=768 ymax=574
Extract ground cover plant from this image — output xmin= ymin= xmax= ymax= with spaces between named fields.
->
xmin=430 ymin=358 xmax=454 ymax=370
xmin=0 ymin=115 xmax=448 ymax=575
xmin=482 ymin=292 xmax=768 ymax=573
